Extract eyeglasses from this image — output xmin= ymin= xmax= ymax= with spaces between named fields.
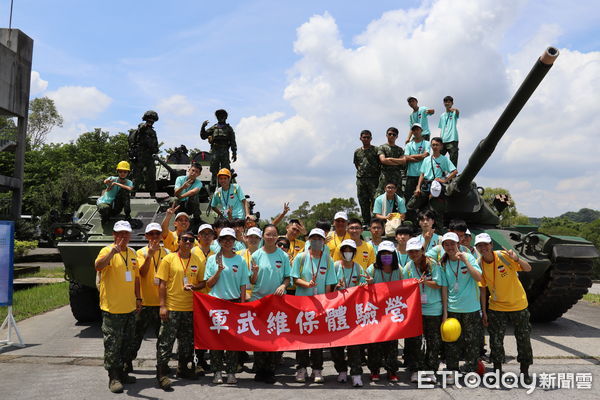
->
xmin=277 ymin=243 xmax=290 ymax=250
xmin=180 ymin=237 xmax=195 ymax=243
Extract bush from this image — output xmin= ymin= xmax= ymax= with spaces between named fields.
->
xmin=14 ymin=240 xmax=38 ymax=258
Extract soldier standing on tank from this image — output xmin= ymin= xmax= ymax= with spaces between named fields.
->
xmin=129 ymin=110 xmax=160 ymax=197
xmin=377 ymin=127 xmax=407 ymax=198
xmin=353 ymin=130 xmax=379 ymax=225
xmin=476 ymin=233 xmax=533 ymax=384
xmin=200 ymin=109 xmax=237 ymax=189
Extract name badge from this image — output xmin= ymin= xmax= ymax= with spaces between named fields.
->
xmin=154 ymin=277 xmax=160 ymax=286
xmin=453 ymin=282 xmax=459 ymax=292
xmin=421 ymin=293 xmax=428 ymax=304
xmin=183 ymin=277 xmax=189 ymax=286
xmin=125 ymin=270 xmax=133 ymax=282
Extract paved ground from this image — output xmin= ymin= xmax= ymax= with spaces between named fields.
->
xmin=0 ymin=299 xmax=598 ymax=399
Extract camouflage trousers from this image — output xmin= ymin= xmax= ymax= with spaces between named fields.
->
xmin=210 ymin=350 xmax=239 ymax=374
xmin=254 ymin=351 xmax=282 ymax=374
xmin=101 ymin=311 xmax=136 ymax=371
xmin=331 ymin=345 xmax=362 ymax=376
xmin=132 ymin=306 xmax=160 ymax=361
xmin=356 ymin=177 xmax=378 ymax=224
xmin=97 ymin=188 xmax=131 ymax=220
xmin=367 ymin=340 xmax=399 ymax=373
xmin=209 ymin=146 xmax=231 ymax=186
xmin=488 ymin=308 xmax=533 ymax=366
xmin=446 ymin=311 xmax=482 ymax=372
xmin=377 ymin=172 xmax=404 ymax=198
xmin=157 ymin=311 xmax=194 ymax=366
xmin=403 ymin=315 xmax=442 ymax=372
xmin=132 ymin=156 xmax=157 ymax=195
xmin=296 ymin=349 xmax=323 ymax=370
xmin=441 ymin=141 xmax=459 ymax=169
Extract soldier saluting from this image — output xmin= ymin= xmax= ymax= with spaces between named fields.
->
xmin=129 ymin=110 xmax=160 ymax=197
xmin=200 ymin=109 xmax=237 ymax=189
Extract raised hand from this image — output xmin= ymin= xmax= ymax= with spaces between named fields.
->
xmin=360 ymin=273 xmax=374 ymax=285
xmin=201 ymin=120 xmax=209 ymax=128
xmin=283 ymin=202 xmax=290 ymax=214
xmin=166 ymin=203 xmax=180 ymax=216
xmin=148 ymin=239 xmax=161 ymax=253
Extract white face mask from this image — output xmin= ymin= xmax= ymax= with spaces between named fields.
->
xmin=343 ymin=252 xmax=354 ymax=261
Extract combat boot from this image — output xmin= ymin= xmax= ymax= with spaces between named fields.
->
xmin=108 ymin=369 xmax=124 ymax=393
xmin=156 ymin=364 xmax=173 ymax=391
xmin=176 ymin=360 xmax=198 ymax=380
xmin=520 ymin=363 xmax=532 ymax=385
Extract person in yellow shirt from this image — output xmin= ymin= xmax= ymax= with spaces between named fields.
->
xmin=475 ymin=233 xmax=533 ymax=384
xmin=332 ymin=218 xmax=375 ymax=270
xmin=131 ymin=222 xmax=169 ymax=374
xmin=160 ymin=204 xmax=199 ymax=252
xmin=327 ymin=211 xmax=350 ymax=253
xmin=285 ymin=219 xmax=306 ymax=260
xmin=155 ymin=231 xmax=207 ymax=391
xmin=94 ymin=220 xmax=141 ymax=394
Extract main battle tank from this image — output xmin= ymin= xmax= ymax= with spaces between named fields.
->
xmin=57 ymin=149 xmax=233 ymax=322
xmin=440 ymin=47 xmax=599 ymax=321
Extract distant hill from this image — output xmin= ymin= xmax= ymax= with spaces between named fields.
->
xmin=529 ymin=208 xmax=600 ymax=226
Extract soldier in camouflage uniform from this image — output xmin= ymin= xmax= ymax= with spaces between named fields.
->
xmin=128 ymin=110 xmax=160 ymax=196
xmin=476 ymin=233 xmax=533 ymax=384
xmin=377 ymin=127 xmax=407 ymax=199
xmin=200 ymin=109 xmax=237 ymax=189
xmin=353 ymin=130 xmax=380 ymax=225
xmin=94 ymin=220 xmax=141 ymax=393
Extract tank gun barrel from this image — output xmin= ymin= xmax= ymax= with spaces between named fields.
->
xmin=153 ymin=154 xmax=176 ymax=177
xmin=453 ymin=47 xmax=559 ymax=192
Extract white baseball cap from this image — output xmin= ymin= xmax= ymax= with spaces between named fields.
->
xmin=430 ymin=180 xmax=443 ymax=198
xmin=377 ymin=240 xmax=396 ymax=254
xmin=333 ymin=211 xmax=348 ymax=221
xmin=308 ymin=228 xmax=326 ymax=239
xmin=145 ymin=222 xmax=162 ymax=234
xmin=197 ymin=224 xmax=214 ymax=234
xmin=441 ymin=232 xmax=459 ymax=243
xmin=474 ymin=233 xmax=492 ymax=245
xmin=219 ymin=227 xmax=236 ymax=239
xmin=465 ymin=229 xmax=472 ymax=236
xmin=340 ymin=239 xmax=357 ymax=249
xmin=246 ymin=227 xmax=262 ymax=238
xmin=406 ymin=237 xmax=424 ymax=251
xmin=175 ymin=212 xmax=190 ymax=221
xmin=411 ymin=122 xmax=422 ymax=130
xmin=113 ymin=220 xmax=132 ymax=232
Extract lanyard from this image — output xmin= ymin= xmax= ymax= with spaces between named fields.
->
xmin=309 ymin=252 xmax=323 ymax=278
xmin=334 ymin=233 xmax=348 ymax=248
xmin=118 ymin=250 xmax=129 ymax=270
xmin=449 ymin=259 xmax=459 ymax=284
xmin=431 ymin=156 xmax=443 ymax=178
xmin=416 ymin=262 xmax=428 ymax=292
xmin=151 ymin=248 xmax=162 ymax=272
xmin=379 ymin=268 xmax=394 ymax=283
xmin=221 ymin=186 xmax=231 ymax=208
xmin=178 ymin=252 xmax=192 ymax=278
xmin=342 ymin=262 xmax=356 ymax=288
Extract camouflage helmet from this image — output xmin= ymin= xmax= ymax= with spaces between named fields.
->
xmin=142 ymin=110 xmax=159 ymax=122
xmin=215 ymin=109 xmax=228 ymax=119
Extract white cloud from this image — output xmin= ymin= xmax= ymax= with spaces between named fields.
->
xmin=156 ymin=94 xmax=195 ymax=117
xmin=234 ymin=0 xmax=599 ymax=219
xmin=29 ymin=71 xmax=48 ymax=96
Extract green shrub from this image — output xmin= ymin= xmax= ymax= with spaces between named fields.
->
xmin=14 ymin=240 xmax=38 ymax=257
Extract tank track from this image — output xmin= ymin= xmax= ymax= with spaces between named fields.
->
xmin=528 ymin=260 xmax=593 ymax=322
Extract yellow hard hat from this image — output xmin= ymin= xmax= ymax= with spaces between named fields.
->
xmin=440 ymin=318 xmax=461 ymax=342
xmin=217 ymin=168 xmax=231 ymax=177
xmin=116 ymin=161 xmax=131 ymax=171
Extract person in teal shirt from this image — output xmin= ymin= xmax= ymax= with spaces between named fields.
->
xmin=438 ymin=96 xmax=460 ymax=168
xmin=417 ymin=210 xmax=440 ymax=253
xmin=210 ymin=168 xmax=249 ymax=220
xmin=403 ymin=237 xmax=445 ymax=384
xmin=368 ymin=218 xmax=384 ymax=254
xmin=174 ymin=162 xmax=203 ymax=223
xmin=248 ymin=224 xmax=290 ymax=384
xmin=204 ymin=227 xmax=250 ymax=385
xmin=97 ymin=161 xmax=133 ymax=222
xmin=404 ymin=124 xmax=431 ymax=219
xmin=291 ymin=228 xmax=337 ymax=384
xmin=364 ymin=240 xmax=403 ymax=383
xmin=394 ymin=225 xmax=412 ymax=268
xmin=438 ymin=232 xmax=482 ymax=378
xmin=373 ymin=182 xmax=407 ymax=219
xmin=406 ymin=96 xmax=434 ymax=142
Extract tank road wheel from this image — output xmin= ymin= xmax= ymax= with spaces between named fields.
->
xmin=69 ymin=281 xmax=101 ymax=323
xmin=528 ymin=260 xmax=593 ymax=322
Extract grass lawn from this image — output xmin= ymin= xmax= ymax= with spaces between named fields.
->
xmin=0 ymin=282 xmax=69 ymax=322
xmin=19 ymin=267 xmax=65 ymax=279
xmin=583 ymin=293 xmax=600 ymax=305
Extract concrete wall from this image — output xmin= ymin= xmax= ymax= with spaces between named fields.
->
xmin=0 ymin=29 xmax=33 ymax=118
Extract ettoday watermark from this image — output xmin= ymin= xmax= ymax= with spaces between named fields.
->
xmin=418 ymin=371 xmax=593 ymax=393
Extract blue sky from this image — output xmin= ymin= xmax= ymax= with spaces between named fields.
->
xmin=3 ymin=0 xmax=600 ymax=219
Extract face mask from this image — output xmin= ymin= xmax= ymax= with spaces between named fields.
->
xmin=343 ymin=252 xmax=354 ymax=261
xmin=310 ymin=240 xmax=323 ymax=251
xmin=381 ymin=254 xmax=393 ymax=265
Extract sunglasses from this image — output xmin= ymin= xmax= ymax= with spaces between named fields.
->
xmin=180 ymin=237 xmax=195 ymax=243
xmin=277 ymin=243 xmax=290 ymax=249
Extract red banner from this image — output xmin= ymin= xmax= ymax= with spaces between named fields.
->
xmin=193 ymin=280 xmax=423 ymax=351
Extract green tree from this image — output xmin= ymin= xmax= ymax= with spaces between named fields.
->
xmin=287 ymin=197 xmax=360 ymax=231
xmin=482 ymin=187 xmax=530 ymax=227
xmin=560 ymin=208 xmax=600 ymax=223
xmin=27 ymin=97 xmax=63 ymax=150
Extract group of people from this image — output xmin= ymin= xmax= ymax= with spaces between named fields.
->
xmin=95 ymin=204 xmax=534 ymax=393
xmin=354 ymin=96 xmax=460 ymax=226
